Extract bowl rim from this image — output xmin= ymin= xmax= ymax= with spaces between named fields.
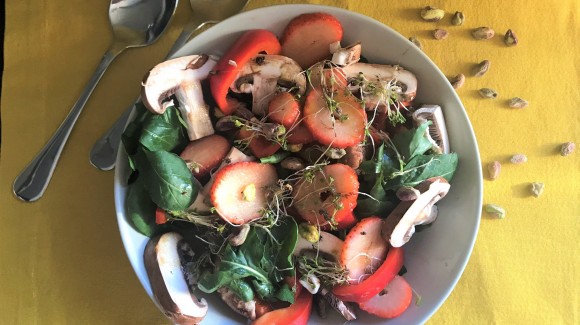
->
xmin=114 ymin=4 xmax=483 ymax=324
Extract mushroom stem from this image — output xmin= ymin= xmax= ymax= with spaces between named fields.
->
xmin=141 ymin=54 xmax=218 ymax=141
xmin=230 ymin=55 xmax=306 ymax=116
xmin=382 ymin=177 xmax=450 ymax=247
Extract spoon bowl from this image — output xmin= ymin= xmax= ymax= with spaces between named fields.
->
xmin=89 ymin=0 xmax=250 ymax=171
xmin=13 ymin=0 xmax=178 ymax=202
xmin=110 ymin=0 xmax=178 ymax=47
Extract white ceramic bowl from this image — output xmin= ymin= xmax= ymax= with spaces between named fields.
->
xmin=115 ymin=4 xmax=483 ymax=324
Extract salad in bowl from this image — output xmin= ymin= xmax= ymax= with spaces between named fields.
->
xmin=115 ymin=5 xmax=482 ymax=325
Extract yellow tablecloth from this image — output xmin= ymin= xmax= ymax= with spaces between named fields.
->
xmin=1 ymin=0 xmax=578 ymax=324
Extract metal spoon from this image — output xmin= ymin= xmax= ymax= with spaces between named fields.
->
xmin=89 ymin=0 xmax=250 ymax=171
xmin=13 ymin=0 xmax=178 ymax=202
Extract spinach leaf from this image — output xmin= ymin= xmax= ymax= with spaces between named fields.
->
xmin=197 ymin=220 xmax=298 ymax=303
xmin=197 ymin=235 xmax=272 ymax=299
xmin=139 ymin=106 xmax=188 ymax=152
xmin=143 ymin=150 xmax=198 ymax=211
xmin=227 ymin=279 xmax=254 ymax=302
xmin=274 ymin=283 xmax=296 ymax=304
xmin=122 ymin=102 xmax=153 ymax=157
xmin=384 ymin=153 xmax=458 ymax=190
xmin=125 ymin=179 xmax=157 ymax=236
xmin=270 ymin=217 xmax=298 ymax=275
xmin=356 ymin=144 xmax=398 ymax=217
xmin=391 ymin=122 xmax=433 ymax=161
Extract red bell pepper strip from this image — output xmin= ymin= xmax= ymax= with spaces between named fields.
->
xmin=210 ymin=30 xmax=281 ymax=115
xmin=155 ymin=208 xmax=168 ymax=225
xmin=252 ymin=289 xmax=312 ymax=325
xmin=333 ymin=246 xmax=404 ymax=303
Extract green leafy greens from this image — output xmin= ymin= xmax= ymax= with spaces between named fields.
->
xmin=122 ymin=104 xmax=198 ymax=231
xmin=197 ymin=218 xmax=298 ymax=303
xmin=356 ymin=122 xmax=458 ymax=216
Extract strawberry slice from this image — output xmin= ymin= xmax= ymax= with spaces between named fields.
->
xmin=267 ymin=92 xmax=301 ymax=128
xmin=358 ymin=275 xmax=413 ymax=318
xmin=308 ymin=64 xmax=347 ymax=91
xmin=237 ymin=127 xmax=281 ymax=158
xmin=303 ymin=88 xmax=366 ymax=148
xmin=210 ymin=161 xmax=277 ymax=225
xmin=180 ymin=134 xmax=231 ymax=183
xmin=292 ymin=163 xmax=358 ymax=229
xmin=340 ymin=217 xmax=389 ymax=284
xmin=189 ymin=147 xmax=256 ymax=214
xmin=281 ymin=13 xmax=343 ymax=69
xmin=286 ymin=123 xmax=314 ymax=145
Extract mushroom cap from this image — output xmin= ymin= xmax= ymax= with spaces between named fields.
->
xmin=230 ymin=54 xmax=306 ymax=116
xmin=144 ymin=232 xmax=208 ymax=324
xmin=141 ymin=54 xmax=216 ymax=114
xmin=343 ymin=62 xmax=418 ymax=105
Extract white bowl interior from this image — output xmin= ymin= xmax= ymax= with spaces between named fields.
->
xmin=115 ymin=4 xmax=483 ymax=324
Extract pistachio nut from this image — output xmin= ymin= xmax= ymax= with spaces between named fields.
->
xmin=433 ymin=29 xmax=449 ymax=40
xmin=510 ymin=154 xmax=528 ymax=164
xmin=420 ymin=6 xmax=445 ymax=22
xmin=485 ymin=204 xmax=506 ymax=219
xmin=504 ymin=29 xmax=518 ymax=46
xmin=487 ymin=161 xmax=501 ymax=180
xmin=472 ymin=27 xmax=495 ymax=40
xmin=560 ymin=142 xmax=576 ymax=156
xmin=409 ymin=36 xmax=423 ymax=50
xmin=449 ymin=73 xmax=465 ymax=89
xmin=473 ymin=60 xmax=490 ymax=77
xmin=530 ymin=182 xmax=544 ymax=198
xmin=325 ymin=148 xmax=347 ymax=159
xmin=451 ymin=11 xmax=464 ymax=26
xmin=479 ymin=88 xmax=498 ymax=98
xmin=508 ymin=97 xmax=529 ymax=108
xmin=298 ymin=223 xmax=320 ymax=243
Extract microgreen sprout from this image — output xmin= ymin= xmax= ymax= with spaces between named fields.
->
xmin=296 ymin=254 xmax=348 ymax=288
xmin=167 ymin=210 xmax=222 ymax=230
xmin=349 ymin=71 xmax=409 ymax=125
xmin=232 ymin=116 xmax=289 ymax=150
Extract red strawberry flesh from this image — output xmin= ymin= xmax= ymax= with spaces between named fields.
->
xmin=292 ymin=163 xmax=358 ymax=228
xmin=340 ymin=216 xmax=389 ymax=284
xmin=281 ymin=13 xmax=343 ymax=69
xmin=210 ymin=161 xmax=277 ymax=225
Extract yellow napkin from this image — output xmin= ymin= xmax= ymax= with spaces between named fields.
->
xmin=1 ymin=0 xmax=578 ymax=324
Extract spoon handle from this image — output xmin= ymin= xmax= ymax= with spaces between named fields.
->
xmin=166 ymin=17 xmax=210 ymax=58
xmin=89 ymin=18 xmax=212 ymax=171
xmin=13 ymin=48 xmax=122 ymax=202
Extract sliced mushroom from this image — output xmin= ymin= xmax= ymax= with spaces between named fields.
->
xmin=299 ymin=273 xmax=321 ymax=294
xmin=217 ymin=286 xmax=257 ymax=320
xmin=339 ymin=144 xmax=367 ymax=169
xmin=230 ymin=55 xmax=306 ymax=116
xmin=227 ymin=224 xmax=251 ymax=246
xmin=142 ymin=54 xmax=218 ymax=141
xmin=412 ymin=105 xmax=450 ymax=154
xmin=343 ymin=62 xmax=417 ymax=108
xmin=330 ymin=41 xmax=362 ymax=67
xmin=382 ymin=177 xmax=450 ymax=247
xmin=144 ymin=232 xmax=208 ymax=325
xmin=320 ymin=288 xmax=357 ymax=321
